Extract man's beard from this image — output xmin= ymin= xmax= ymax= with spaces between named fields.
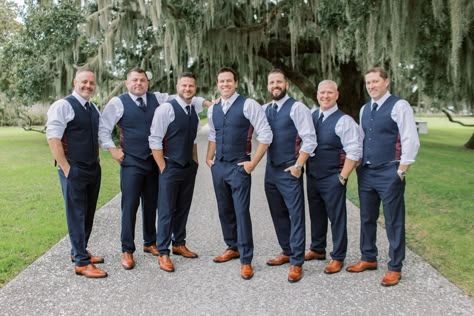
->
xmin=271 ymin=88 xmax=286 ymax=101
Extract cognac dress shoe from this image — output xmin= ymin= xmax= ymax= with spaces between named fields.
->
xmin=304 ymin=250 xmax=326 ymax=261
xmin=213 ymin=249 xmax=240 ymax=263
xmin=266 ymin=254 xmax=290 ymax=266
xmin=172 ymin=245 xmax=198 ymax=258
xmin=143 ymin=244 xmax=160 ymax=256
xmin=159 ymin=255 xmax=175 ymax=272
xmin=381 ymin=271 xmax=402 ymax=287
xmin=324 ymin=260 xmax=344 ymax=274
xmin=346 ymin=260 xmax=378 ymax=273
xmin=240 ymin=264 xmax=254 ymax=280
xmin=288 ymin=265 xmax=303 ymax=283
xmin=70 ymin=250 xmax=104 ymax=264
xmin=121 ymin=252 xmax=135 ymax=270
xmin=75 ymin=264 xmax=108 ymax=278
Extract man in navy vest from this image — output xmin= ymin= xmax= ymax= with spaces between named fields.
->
xmin=206 ymin=67 xmax=273 ymax=280
xmin=263 ymin=69 xmax=316 ymax=283
xmin=46 ymin=68 xmax=107 ymax=278
xmin=99 ymin=68 xmax=208 ymax=270
xmin=149 ymin=73 xmax=200 ymax=272
xmin=346 ymin=67 xmax=420 ymax=287
xmin=305 ymin=80 xmax=361 ymax=275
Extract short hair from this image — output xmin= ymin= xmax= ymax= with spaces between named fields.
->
xmin=268 ymin=69 xmax=288 ymax=81
xmin=75 ymin=67 xmax=94 ymax=78
xmin=317 ymin=80 xmax=338 ymax=91
xmin=217 ymin=67 xmax=238 ymax=82
xmin=127 ymin=67 xmax=148 ymax=79
xmin=365 ymin=67 xmax=388 ymax=79
xmin=178 ymin=72 xmax=196 ymax=81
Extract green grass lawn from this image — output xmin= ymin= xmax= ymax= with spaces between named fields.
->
xmin=347 ymin=116 xmax=474 ymax=296
xmin=0 ymin=127 xmax=120 ymax=287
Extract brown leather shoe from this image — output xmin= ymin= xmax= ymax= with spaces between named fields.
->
xmin=324 ymin=260 xmax=344 ymax=274
xmin=172 ymin=245 xmax=198 ymax=258
xmin=288 ymin=265 xmax=303 ymax=283
xmin=70 ymin=250 xmax=104 ymax=264
xmin=266 ymin=254 xmax=290 ymax=266
xmin=121 ymin=252 xmax=135 ymax=270
xmin=346 ymin=260 xmax=378 ymax=273
xmin=159 ymin=255 xmax=175 ymax=272
xmin=381 ymin=271 xmax=402 ymax=287
xmin=213 ymin=249 xmax=240 ymax=263
xmin=143 ymin=244 xmax=159 ymax=256
xmin=240 ymin=264 xmax=254 ymax=280
xmin=304 ymin=250 xmax=326 ymax=261
xmin=75 ymin=264 xmax=108 ymax=278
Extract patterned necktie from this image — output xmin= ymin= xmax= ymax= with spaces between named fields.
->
xmin=137 ymin=97 xmax=146 ymax=111
xmin=371 ymin=102 xmax=378 ymax=118
xmin=185 ymin=105 xmax=191 ymax=115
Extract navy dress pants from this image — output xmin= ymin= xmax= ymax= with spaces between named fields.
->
xmin=156 ymin=160 xmax=198 ymax=255
xmin=306 ymin=173 xmax=348 ymax=261
xmin=211 ymin=160 xmax=253 ymax=264
xmin=357 ymin=164 xmax=406 ymax=272
xmin=59 ymin=163 xmax=101 ymax=267
xmin=264 ymin=164 xmax=305 ymax=266
xmin=120 ymin=156 xmax=158 ymax=253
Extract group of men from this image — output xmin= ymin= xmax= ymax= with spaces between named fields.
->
xmin=46 ymin=65 xmax=419 ymax=287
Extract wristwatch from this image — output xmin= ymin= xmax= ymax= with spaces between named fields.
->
xmin=294 ymin=164 xmax=303 ymax=171
xmin=397 ymin=170 xmax=407 ymax=177
xmin=338 ymin=174 xmax=348 ymax=181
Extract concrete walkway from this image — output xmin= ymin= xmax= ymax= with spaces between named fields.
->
xmin=1 ymin=127 xmax=473 ymax=315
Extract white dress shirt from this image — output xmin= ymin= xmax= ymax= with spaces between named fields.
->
xmin=46 ymin=91 xmax=100 ymax=140
xmin=207 ymin=92 xmax=273 ymax=145
xmin=263 ymin=94 xmax=317 ymax=154
xmin=358 ymin=91 xmax=420 ymax=165
xmin=149 ymin=96 xmax=200 ymax=150
xmin=99 ymin=92 xmax=204 ymax=149
xmin=313 ymin=104 xmax=361 ymax=161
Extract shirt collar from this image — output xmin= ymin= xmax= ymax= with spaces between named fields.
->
xmin=221 ymin=92 xmax=239 ymax=106
xmin=176 ymin=96 xmax=192 ymax=110
xmin=320 ymin=104 xmax=339 ymax=118
xmin=273 ymin=94 xmax=290 ymax=108
xmin=128 ymin=92 xmax=147 ymax=105
xmin=371 ymin=91 xmax=391 ymax=107
xmin=72 ymin=91 xmax=89 ymax=107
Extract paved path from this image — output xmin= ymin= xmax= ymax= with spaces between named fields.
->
xmin=1 ymin=127 xmax=473 ymax=315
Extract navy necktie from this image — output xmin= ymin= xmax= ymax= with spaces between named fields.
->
xmin=137 ymin=97 xmax=146 ymax=111
xmin=317 ymin=112 xmax=324 ymax=127
xmin=84 ymin=102 xmax=90 ymax=111
xmin=185 ymin=105 xmax=191 ymax=115
xmin=371 ymin=102 xmax=378 ymax=118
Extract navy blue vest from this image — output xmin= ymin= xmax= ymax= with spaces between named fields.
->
xmin=163 ymin=99 xmax=198 ymax=167
xmin=307 ymin=109 xmax=345 ymax=179
xmin=361 ymin=95 xmax=401 ymax=166
xmin=118 ymin=92 xmax=159 ymax=161
xmin=213 ymin=95 xmax=253 ymax=162
xmin=265 ymin=97 xmax=300 ymax=166
xmin=62 ymin=95 xmax=99 ymax=167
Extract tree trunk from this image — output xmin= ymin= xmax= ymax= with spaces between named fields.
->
xmin=464 ymin=132 xmax=474 ymax=149
xmin=338 ymin=59 xmax=366 ymax=122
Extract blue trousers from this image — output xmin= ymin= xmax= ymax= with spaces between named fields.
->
xmin=306 ymin=173 xmax=347 ymax=261
xmin=156 ymin=160 xmax=198 ymax=255
xmin=264 ymin=164 xmax=305 ymax=266
xmin=211 ymin=160 xmax=253 ymax=264
xmin=120 ymin=157 xmax=158 ymax=253
xmin=59 ymin=163 xmax=101 ymax=267
xmin=357 ymin=164 xmax=406 ymax=272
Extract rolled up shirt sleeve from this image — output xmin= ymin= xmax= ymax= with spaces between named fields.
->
xmin=243 ymin=98 xmax=273 ymax=144
xmin=290 ymin=101 xmax=317 ymax=154
xmin=392 ymin=99 xmax=420 ymax=165
xmin=98 ymin=96 xmax=124 ymax=149
xmin=207 ymin=105 xmax=216 ymax=142
xmin=46 ymin=99 xmax=75 ymax=140
xmin=335 ymin=115 xmax=362 ymax=161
